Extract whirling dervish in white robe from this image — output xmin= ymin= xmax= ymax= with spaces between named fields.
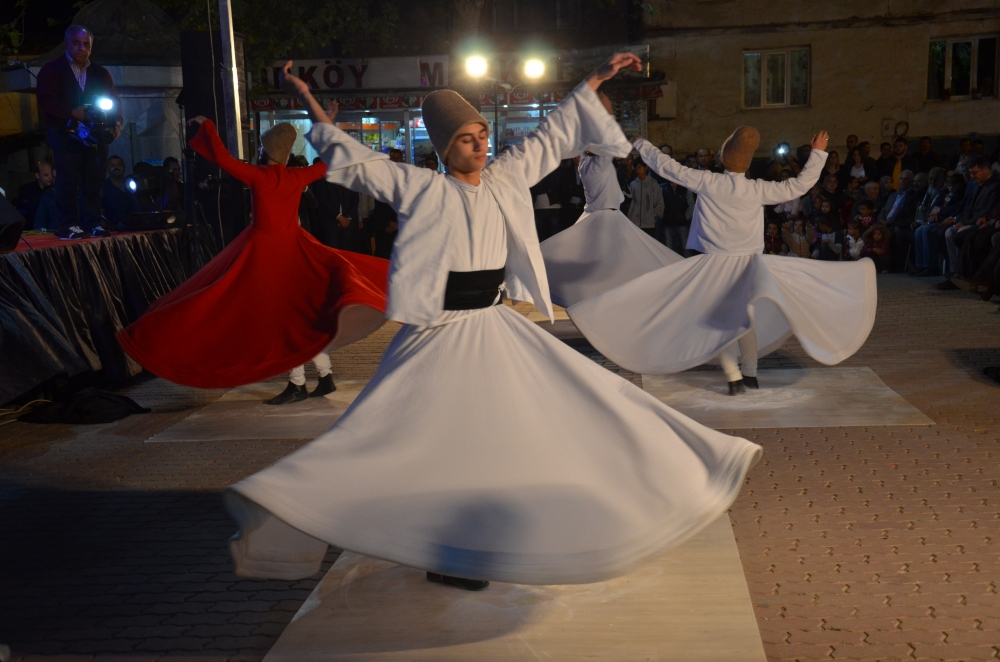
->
xmin=567 ymin=127 xmax=877 ymax=390
xmin=540 ymin=94 xmax=682 ymax=308
xmin=222 ymin=56 xmax=763 ymax=586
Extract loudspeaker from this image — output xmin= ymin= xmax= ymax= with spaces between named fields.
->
xmin=0 ymin=195 xmax=27 ymax=252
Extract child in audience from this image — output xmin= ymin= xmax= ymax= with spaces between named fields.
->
xmin=845 ymin=220 xmax=864 ymax=261
xmin=854 ymin=200 xmax=876 ymax=229
xmin=812 ymin=216 xmax=843 ymax=260
xmin=783 ymin=218 xmax=813 ymax=258
xmin=861 ymin=224 xmax=891 ymax=273
xmin=764 ymin=221 xmax=788 ymax=255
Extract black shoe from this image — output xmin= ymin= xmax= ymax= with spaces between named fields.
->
xmin=934 ymin=279 xmax=960 ymax=290
xmin=59 ymin=225 xmax=86 ymax=240
xmin=265 ymin=381 xmax=308 ymax=405
xmin=743 ymin=376 xmax=759 ymax=390
xmin=309 ymin=374 xmax=336 ymax=398
xmin=728 ymin=379 xmax=746 ymax=395
xmin=91 ymin=225 xmax=112 ymax=238
xmin=426 ymin=572 xmax=489 ymax=591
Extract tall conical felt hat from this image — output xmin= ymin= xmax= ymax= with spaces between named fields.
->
xmin=720 ymin=126 xmax=760 ymax=174
xmin=421 ymin=90 xmax=490 ymax=161
xmin=260 ymin=123 xmax=297 ymax=165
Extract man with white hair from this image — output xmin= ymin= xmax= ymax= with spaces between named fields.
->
xmin=36 ymin=24 xmax=122 ymax=239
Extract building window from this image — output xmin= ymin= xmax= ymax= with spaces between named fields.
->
xmin=743 ymin=48 xmax=810 ymax=108
xmin=927 ymin=35 xmax=997 ymax=99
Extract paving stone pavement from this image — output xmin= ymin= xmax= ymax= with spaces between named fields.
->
xmin=1 ymin=277 xmax=998 ymax=661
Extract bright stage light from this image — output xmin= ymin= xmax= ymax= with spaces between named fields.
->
xmin=465 ymin=56 xmax=488 ymax=78
xmin=523 ymin=59 xmax=545 ymax=79
xmin=127 ymin=178 xmax=137 ymax=192
xmin=97 ymin=97 xmax=114 ymax=111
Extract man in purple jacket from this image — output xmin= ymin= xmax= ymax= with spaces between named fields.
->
xmin=36 ymin=25 xmax=123 ymax=239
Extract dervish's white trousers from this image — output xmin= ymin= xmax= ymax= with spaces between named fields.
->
xmin=718 ymin=328 xmax=758 ymax=382
xmin=289 ymin=352 xmax=332 ymax=386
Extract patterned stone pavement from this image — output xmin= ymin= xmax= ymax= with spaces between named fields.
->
xmin=0 ymin=276 xmax=998 ymax=661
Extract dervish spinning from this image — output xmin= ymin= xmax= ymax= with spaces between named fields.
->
xmin=568 ymin=127 xmax=878 ymax=394
xmin=222 ymin=54 xmax=762 ymax=591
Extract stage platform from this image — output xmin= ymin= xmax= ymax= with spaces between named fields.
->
xmin=0 ymin=228 xmax=203 ymax=405
xmin=263 ymin=515 xmax=766 ymax=662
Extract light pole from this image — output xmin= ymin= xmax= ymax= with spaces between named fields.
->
xmin=465 ymin=56 xmax=545 ymax=159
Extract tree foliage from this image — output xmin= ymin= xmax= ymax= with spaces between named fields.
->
xmin=148 ymin=0 xmax=399 ymax=88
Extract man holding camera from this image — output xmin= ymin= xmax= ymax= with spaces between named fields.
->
xmin=36 ymin=25 xmax=122 ymax=239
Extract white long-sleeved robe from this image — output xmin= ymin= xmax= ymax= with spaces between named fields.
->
xmin=222 ymin=84 xmax=762 ymax=585
xmin=541 ymin=152 xmax=682 ymax=308
xmin=566 ymin=139 xmax=878 ymax=375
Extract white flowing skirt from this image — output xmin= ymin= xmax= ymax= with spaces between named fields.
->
xmin=568 ymin=253 xmax=878 ymax=375
xmin=227 ymin=303 xmax=761 ymax=585
xmin=540 ymin=209 xmax=683 ymax=308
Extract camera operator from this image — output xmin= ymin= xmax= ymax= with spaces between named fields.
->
xmin=36 ymin=24 xmax=122 ymax=239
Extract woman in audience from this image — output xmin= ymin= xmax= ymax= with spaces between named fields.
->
xmin=840 ymin=147 xmax=877 ymax=190
xmin=783 ymin=218 xmax=813 ymax=258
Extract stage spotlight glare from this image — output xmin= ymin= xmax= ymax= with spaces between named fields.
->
xmin=97 ymin=97 xmax=114 ymax=111
xmin=524 ymin=59 xmax=545 ymax=79
xmin=465 ymin=55 xmax=488 ymax=78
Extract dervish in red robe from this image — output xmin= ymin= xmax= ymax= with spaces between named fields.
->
xmin=116 ymin=120 xmax=389 ymax=389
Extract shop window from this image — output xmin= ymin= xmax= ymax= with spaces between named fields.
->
xmin=742 ymin=48 xmax=810 ymax=108
xmin=927 ymin=36 xmax=997 ymax=99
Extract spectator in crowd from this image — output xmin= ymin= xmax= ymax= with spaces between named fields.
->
xmin=878 ymin=169 xmax=918 ymax=269
xmin=972 ymin=138 xmax=986 ymax=155
xmin=854 ymin=200 xmax=877 ymax=229
xmin=31 ymin=176 xmax=62 ymax=232
xmin=763 ymin=221 xmax=787 ymax=255
xmin=660 ymin=173 xmax=690 ymax=253
xmin=697 ymin=146 xmax=724 ymax=173
xmin=878 ymin=176 xmax=894 ymax=207
xmin=423 ymin=153 xmax=439 ymax=171
xmin=951 ymin=199 xmax=1000 ymax=299
xmin=913 ymin=136 xmax=940 ymax=174
xmin=764 ymin=143 xmax=800 ymax=180
xmin=370 ymin=148 xmax=403 ymax=257
xmin=947 ymin=157 xmax=1000 ymax=280
xmin=627 ymin=158 xmax=664 ymax=238
xmin=36 ymin=25 xmax=123 ymax=239
xmin=615 ymin=153 xmax=634 ymax=215
xmin=914 ymin=168 xmax=944 ymax=225
xmin=948 ymin=137 xmax=973 ymax=170
xmin=308 ymin=156 xmax=362 ymax=252
xmin=858 ymin=141 xmax=875 ymax=165
xmin=862 ymin=224 xmax=892 ymax=272
xmin=938 ymin=155 xmax=999 ymax=283
xmin=885 ymin=137 xmax=918 ymax=190
xmin=860 ymin=180 xmax=883 ymax=217
xmin=650 ymin=143 xmax=673 ymax=184
xmin=841 ymin=147 xmax=878 ymax=189
xmin=162 ymin=155 xmax=184 ymax=207
xmin=845 ymin=221 xmax=865 ymax=261
xmin=845 ymin=134 xmax=859 ymax=155
xmin=875 ymin=142 xmax=895 ymax=178
xmin=16 ymin=161 xmax=56 ymax=230
xmin=913 ymin=172 xmax=968 ymax=276
xmin=101 ymin=155 xmax=136 ymax=230
xmin=819 ymin=173 xmax=848 ymax=225
xmin=783 ymin=218 xmax=813 ymax=258
xmin=812 ymin=214 xmax=843 ymax=260
xmin=822 ymin=150 xmax=842 ymax=188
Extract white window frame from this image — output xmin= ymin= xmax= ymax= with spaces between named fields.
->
xmin=927 ymin=34 xmax=998 ymax=100
xmin=742 ymin=47 xmax=810 ymax=109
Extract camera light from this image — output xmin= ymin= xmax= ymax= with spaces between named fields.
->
xmin=776 ymin=143 xmax=790 ymax=155
xmin=524 ymin=59 xmax=545 ymax=80
xmin=97 ymin=97 xmax=114 ymax=111
xmin=465 ymin=55 xmax=488 ymax=78
xmin=127 ymin=178 xmax=137 ymax=192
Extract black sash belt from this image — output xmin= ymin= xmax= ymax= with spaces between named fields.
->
xmin=443 ymin=267 xmax=506 ymax=310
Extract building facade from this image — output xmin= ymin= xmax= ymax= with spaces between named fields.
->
xmin=643 ymin=0 xmax=1000 ymax=158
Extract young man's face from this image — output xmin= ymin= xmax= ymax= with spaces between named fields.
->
xmin=36 ymin=163 xmax=55 ymax=187
xmin=880 ymin=144 xmax=892 ymax=158
xmin=959 ymin=139 xmax=972 ymax=154
xmin=166 ymin=160 xmax=181 ymax=181
xmin=824 ymin=176 xmax=838 ymax=193
xmin=636 ymin=164 xmax=648 ymax=179
xmin=846 ymin=135 xmax=858 ymax=150
xmin=66 ymin=30 xmax=92 ymax=67
xmin=919 ymin=139 xmax=932 ymax=155
xmin=969 ymin=164 xmax=993 ymax=184
xmin=893 ymin=140 xmax=907 ymax=157
xmin=696 ymin=149 xmax=711 ymax=167
xmin=446 ymin=123 xmax=489 ymax=174
xmin=388 ymin=150 xmax=403 ymax=163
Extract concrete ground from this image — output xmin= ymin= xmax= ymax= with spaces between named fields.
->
xmin=0 ymin=275 xmax=998 ymax=661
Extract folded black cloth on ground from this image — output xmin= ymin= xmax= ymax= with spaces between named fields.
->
xmin=20 ymin=387 xmax=150 ymax=424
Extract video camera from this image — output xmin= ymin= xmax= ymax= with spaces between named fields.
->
xmin=67 ymin=97 xmax=118 ymax=146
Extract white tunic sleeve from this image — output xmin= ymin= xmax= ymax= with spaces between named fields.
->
xmin=755 ymin=149 xmax=827 ymax=205
xmin=307 ymin=123 xmax=435 ymax=217
xmin=489 ymin=82 xmax=632 ymax=189
xmin=634 ymin=139 xmax=712 ymax=192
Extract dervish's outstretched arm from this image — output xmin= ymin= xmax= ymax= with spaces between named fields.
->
xmin=757 ymin=134 xmax=829 ymax=205
xmin=633 ymin=139 xmax=711 ymax=192
xmin=492 ymin=53 xmax=641 ymax=187
xmin=277 ymin=61 xmax=434 ymax=217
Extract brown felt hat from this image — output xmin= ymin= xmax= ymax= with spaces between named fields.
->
xmin=720 ymin=126 xmax=760 ymax=174
xmin=261 ymin=123 xmax=297 ymax=165
xmin=421 ymin=90 xmax=490 ymax=162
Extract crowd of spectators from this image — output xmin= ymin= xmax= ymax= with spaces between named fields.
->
xmin=610 ymin=133 xmax=1000 ymax=288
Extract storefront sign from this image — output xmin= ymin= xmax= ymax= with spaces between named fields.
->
xmin=250 ymin=94 xmax=426 ymax=112
xmin=269 ymin=56 xmax=448 ymax=92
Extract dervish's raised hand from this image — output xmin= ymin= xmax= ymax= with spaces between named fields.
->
xmin=587 ymin=53 xmax=644 ymax=91
xmin=811 ymin=131 xmax=830 ymax=151
xmin=279 ymin=61 xmax=310 ymax=97
xmin=187 ymin=115 xmax=208 ymax=126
